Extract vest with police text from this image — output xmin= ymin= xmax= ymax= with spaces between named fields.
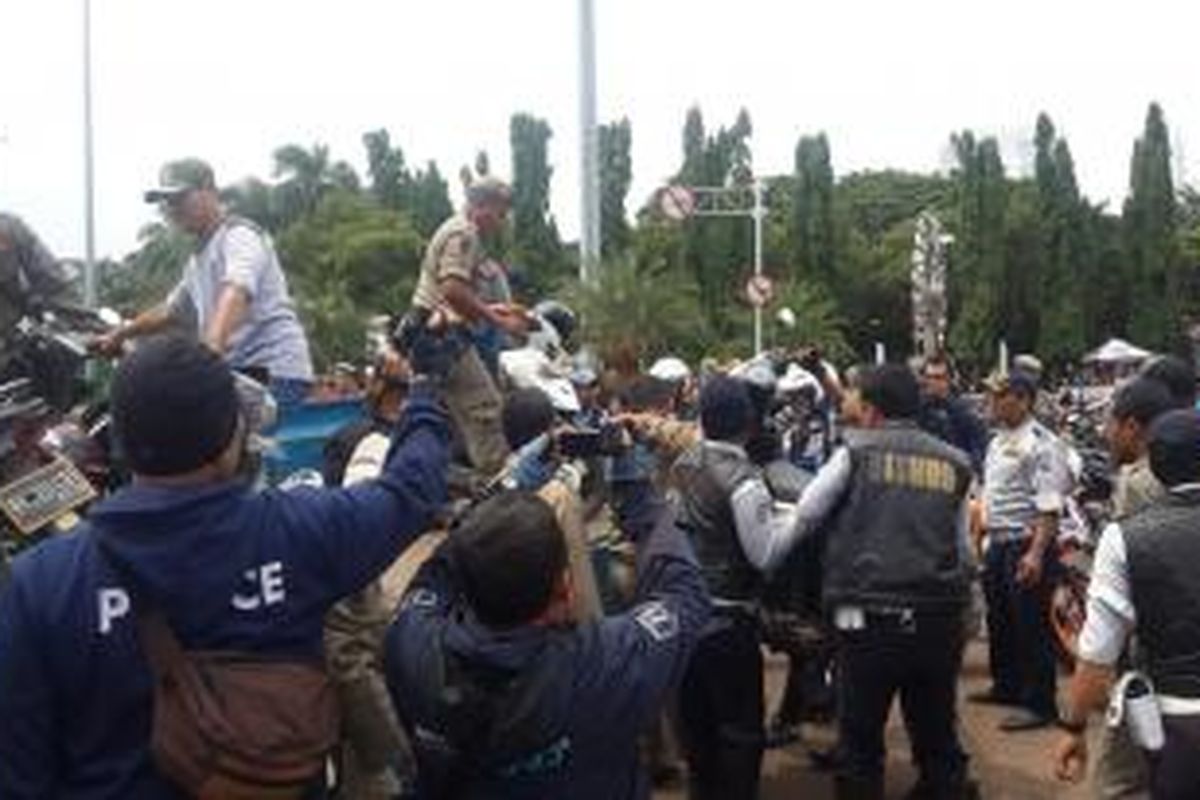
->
xmin=823 ymin=423 xmax=972 ymax=613
xmin=673 ymin=443 xmax=761 ymax=603
xmin=1123 ymin=488 xmax=1200 ymax=698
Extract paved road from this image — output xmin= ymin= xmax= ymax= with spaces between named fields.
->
xmin=656 ymin=641 xmax=1094 ymax=799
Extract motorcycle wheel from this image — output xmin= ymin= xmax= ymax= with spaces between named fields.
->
xmin=1048 ymin=567 xmax=1089 ymax=670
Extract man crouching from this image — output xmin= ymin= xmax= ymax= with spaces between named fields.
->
xmin=384 ymin=488 xmax=711 ymax=798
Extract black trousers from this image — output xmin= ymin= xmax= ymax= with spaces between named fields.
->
xmin=678 ymin=612 xmax=764 ymax=800
xmin=1149 ymin=715 xmax=1200 ymax=800
xmin=837 ymin=610 xmax=969 ymax=799
xmin=982 ymin=539 xmax=1058 ymax=718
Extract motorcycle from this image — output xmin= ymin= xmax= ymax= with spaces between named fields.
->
xmin=1047 ymin=418 xmax=1114 ymax=669
xmin=0 ymin=304 xmax=122 ymax=575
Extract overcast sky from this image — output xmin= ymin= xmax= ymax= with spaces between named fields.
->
xmin=3 ymin=0 xmax=1198 ymax=261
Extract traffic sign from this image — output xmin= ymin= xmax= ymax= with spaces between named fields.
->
xmin=745 ymin=274 xmax=775 ymax=308
xmin=658 ymin=185 xmax=696 ymax=221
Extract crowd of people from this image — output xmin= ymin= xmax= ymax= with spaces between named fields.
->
xmin=2 ymin=157 xmax=1200 ymax=800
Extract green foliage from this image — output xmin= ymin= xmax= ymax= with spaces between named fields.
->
xmin=1031 ymin=114 xmax=1088 ymax=365
xmin=362 ymin=129 xmax=453 ymax=238
xmin=675 ymin=106 xmax=756 ymax=335
xmin=599 ymin=119 xmax=632 ymax=258
xmin=791 ymin=133 xmax=836 ymax=285
xmin=948 ymin=132 xmax=1008 ymax=367
xmin=276 ymin=191 xmax=424 ymax=369
xmin=509 ymin=113 xmax=564 ymax=294
xmin=271 ymin=143 xmax=360 ymax=228
xmin=99 ymin=222 xmax=192 ymax=314
xmin=774 ymin=279 xmax=851 ymax=362
xmin=563 ymin=256 xmax=709 ymax=368
xmin=1124 ymin=102 xmax=1181 ymax=350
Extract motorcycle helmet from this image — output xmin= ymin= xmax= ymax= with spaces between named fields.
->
xmin=532 ymin=300 xmax=577 ymax=347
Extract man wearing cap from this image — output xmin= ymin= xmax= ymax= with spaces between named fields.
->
xmin=1054 ymin=409 xmax=1200 ymax=799
xmin=91 ymin=159 xmax=314 ymax=407
xmin=0 ymin=336 xmax=449 ymax=797
xmin=404 ymin=176 xmax=528 ymax=476
xmin=971 ymin=370 xmax=1072 ymax=732
xmin=0 ymin=212 xmax=75 ymax=379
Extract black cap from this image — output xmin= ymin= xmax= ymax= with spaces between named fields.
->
xmin=112 ymin=337 xmax=240 ymax=476
xmin=1148 ymin=409 xmax=1200 ymax=488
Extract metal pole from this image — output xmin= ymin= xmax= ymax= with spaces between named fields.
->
xmin=82 ymin=0 xmax=97 ymax=308
xmin=752 ymin=179 xmax=764 ymax=355
xmin=577 ymin=0 xmax=600 ymax=284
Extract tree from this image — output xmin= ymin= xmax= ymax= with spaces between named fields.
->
xmin=1124 ymin=102 xmax=1181 ymax=349
xmin=1032 ymin=113 xmax=1088 ymax=364
xmin=363 ymin=128 xmax=410 ymax=211
xmin=100 ymin=222 xmax=191 ymax=314
xmin=775 ymin=279 xmax=851 ymax=362
xmin=222 ymin=177 xmax=286 ymax=233
xmin=791 ymin=133 xmax=836 ymax=286
xmin=564 ymin=256 xmax=709 ymax=367
xmin=276 ymin=191 xmax=424 ymax=368
xmin=409 ymin=161 xmax=453 ymax=239
xmin=674 ymin=106 xmax=756 ymax=335
xmin=948 ymin=132 xmax=1008 ymax=367
xmin=509 ymin=113 xmax=564 ymax=293
xmin=599 ymin=119 xmax=632 ymax=258
xmin=272 ymin=143 xmax=360 ymax=227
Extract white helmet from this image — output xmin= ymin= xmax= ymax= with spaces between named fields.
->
xmin=777 ymin=363 xmax=825 ymax=404
xmin=499 ymin=348 xmax=581 ymax=414
xmin=649 ymin=356 xmax=692 ymax=383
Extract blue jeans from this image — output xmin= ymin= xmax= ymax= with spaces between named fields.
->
xmin=269 ymin=378 xmax=312 ymax=415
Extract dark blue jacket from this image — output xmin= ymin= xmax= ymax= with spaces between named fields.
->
xmin=0 ymin=388 xmax=450 ymax=799
xmin=919 ymin=394 xmax=988 ymax=475
xmin=384 ymin=491 xmax=711 ymax=800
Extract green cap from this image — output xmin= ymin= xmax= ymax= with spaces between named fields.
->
xmin=144 ymin=158 xmax=216 ymax=203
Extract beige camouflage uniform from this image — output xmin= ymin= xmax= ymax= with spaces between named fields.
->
xmin=410 ymin=214 xmax=509 ymax=476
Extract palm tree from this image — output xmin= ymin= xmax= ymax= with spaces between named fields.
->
xmin=564 ymin=258 xmax=710 ymax=370
xmin=272 ymin=143 xmax=360 ymax=226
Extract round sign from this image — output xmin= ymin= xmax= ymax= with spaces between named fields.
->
xmin=745 ymin=274 xmax=775 ymax=308
xmin=658 ymin=185 xmax=696 ymax=221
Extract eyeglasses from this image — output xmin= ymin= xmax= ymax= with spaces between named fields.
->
xmin=160 ymin=190 xmax=194 ymax=214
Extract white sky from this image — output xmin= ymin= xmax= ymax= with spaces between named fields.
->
xmin=2 ymin=0 xmax=1198 ymax=261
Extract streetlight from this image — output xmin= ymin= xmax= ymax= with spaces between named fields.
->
xmin=82 ymin=0 xmax=97 ymax=308
xmin=577 ymin=0 xmax=600 ymax=284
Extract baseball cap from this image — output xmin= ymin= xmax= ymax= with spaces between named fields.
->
xmin=466 ymin=176 xmax=512 ymax=207
xmin=985 ymin=370 xmax=1038 ymax=399
xmin=144 ymin=158 xmax=216 ymax=203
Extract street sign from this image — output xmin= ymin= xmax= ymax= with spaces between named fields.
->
xmin=658 ymin=185 xmax=696 ymax=221
xmin=745 ymin=274 xmax=775 ymax=308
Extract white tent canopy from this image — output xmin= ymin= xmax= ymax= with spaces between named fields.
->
xmin=1083 ymin=338 xmax=1154 ymax=365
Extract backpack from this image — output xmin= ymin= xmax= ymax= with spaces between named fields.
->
xmin=104 ymin=542 xmax=340 ymax=799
